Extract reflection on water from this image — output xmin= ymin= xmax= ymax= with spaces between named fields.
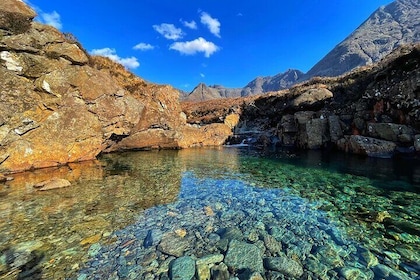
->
xmin=0 ymin=147 xmax=419 ymax=279
xmin=0 ymin=151 xmax=183 ymax=279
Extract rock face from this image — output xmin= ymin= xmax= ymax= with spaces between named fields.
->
xmin=0 ymin=0 xmax=235 ymax=174
xmin=305 ymin=0 xmax=420 ymax=79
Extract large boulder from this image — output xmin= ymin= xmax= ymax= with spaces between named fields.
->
xmin=337 ymin=135 xmax=397 ymax=158
xmin=328 ymin=115 xmax=343 ymax=143
xmin=44 ymin=42 xmax=89 ymax=65
xmin=279 ymin=114 xmax=297 ymax=146
xmin=294 ymin=111 xmax=330 ymax=149
xmin=306 ymin=118 xmax=329 ymax=149
xmin=291 ymin=87 xmax=333 ymax=108
xmin=0 ymin=99 xmax=103 ymax=172
xmin=367 ymin=122 xmax=414 ymax=143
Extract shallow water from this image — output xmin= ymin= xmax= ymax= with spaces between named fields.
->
xmin=0 ymin=147 xmax=419 ymax=279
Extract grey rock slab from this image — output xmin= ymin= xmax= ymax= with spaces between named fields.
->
xmin=196 ymin=254 xmax=224 ymax=266
xmin=157 ymin=233 xmax=189 ymax=257
xmin=264 ymin=256 xmax=304 ymax=278
xmin=170 ymin=256 xmax=195 ymax=280
xmin=224 ymin=240 xmax=264 ymax=273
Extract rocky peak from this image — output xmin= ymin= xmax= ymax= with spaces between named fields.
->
xmin=304 ymin=0 xmax=420 ymax=79
xmin=183 ymin=83 xmax=242 ymax=101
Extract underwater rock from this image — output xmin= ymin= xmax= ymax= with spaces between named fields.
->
xmin=170 ymin=256 xmax=195 ymax=280
xmin=143 ymin=229 xmax=153 ymax=248
xmin=196 ymin=254 xmax=224 ymax=266
xmin=249 ymin=272 xmax=264 ymax=280
xmin=224 ymin=240 xmax=264 ymax=273
xmin=339 ymin=266 xmax=370 ymax=280
xmin=337 ymin=135 xmax=397 ymax=158
xmin=314 ymin=244 xmax=345 ymax=268
xmin=33 ymin=178 xmax=71 ymax=191
xmin=157 ymin=233 xmax=189 ymax=257
xmin=210 ymin=262 xmax=229 ymax=280
xmin=360 ymin=249 xmax=379 ymax=268
xmin=196 ymin=263 xmax=211 ymax=280
xmin=306 ymin=257 xmax=329 ymax=279
xmin=264 ymin=255 xmax=304 ymax=278
xmin=372 ymin=264 xmax=411 ymax=280
xmin=262 ymin=233 xmax=282 ymax=256
xmin=219 ymin=227 xmax=243 ymax=241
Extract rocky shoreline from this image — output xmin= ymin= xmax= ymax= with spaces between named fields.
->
xmin=184 ymin=44 xmax=420 ymax=159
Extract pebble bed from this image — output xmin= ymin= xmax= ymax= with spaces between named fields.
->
xmin=78 ymin=170 xmax=417 ymax=279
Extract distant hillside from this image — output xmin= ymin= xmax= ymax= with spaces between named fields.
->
xmin=182 ymin=69 xmax=303 ymax=101
xmin=182 ymin=83 xmax=242 ymax=102
xmin=304 ymin=0 xmax=420 ymax=79
xmin=241 ymin=69 xmax=304 ymax=96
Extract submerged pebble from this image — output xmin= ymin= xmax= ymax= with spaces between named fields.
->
xmin=77 ymin=171 xmax=416 ymax=279
xmin=3 ymin=148 xmax=419 ymax=279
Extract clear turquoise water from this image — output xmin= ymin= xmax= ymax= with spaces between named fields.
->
xmin=1 ymin=147 xmax=419 ymax=279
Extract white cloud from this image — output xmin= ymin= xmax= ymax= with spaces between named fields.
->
xmin=40 ymin=11 xmax=62 ymax=30
xmin=133 ymin=43 xmax=154 ymax=51
xmin=181 ymin=19 xmax=197 ymax=30
xmin=90 ymin=48 xmax=140 ymax=69
xmin=200 ymin=12 xmax=221 ymax=38
xmin=200 ymin=73 xmax=205 ymax=78
xmin=170 ymin=37 xmax=219 ymax=58
xmin=21 ymin=1 xmax=63 ymax=30
xmin=153 ymin=23 xmax=184 ymax=40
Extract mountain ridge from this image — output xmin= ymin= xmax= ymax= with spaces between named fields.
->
xmin=304 ymin=0 xmax=420 ymax=79
xmin=183 ymin=0 xmax=419 ymax=101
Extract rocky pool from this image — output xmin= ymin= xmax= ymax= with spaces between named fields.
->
xmin=1 ymin=147 xmax=419 ymax=279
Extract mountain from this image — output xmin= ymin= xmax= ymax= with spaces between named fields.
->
xmin=183 ymin=0 xmax=419 ymax=101
xmin=182 ymin=83 xmax=242 ymax=102
xmin=183 ymin=69 xmax=303 ymax=101
xmin=241 ymin=69 xmax=304 ymax=96
xmin=304 ymin=0 xmax=420 ymax=79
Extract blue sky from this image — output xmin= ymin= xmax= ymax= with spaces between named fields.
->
xmin=25 ymin=0 xmax=393 ymax=91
